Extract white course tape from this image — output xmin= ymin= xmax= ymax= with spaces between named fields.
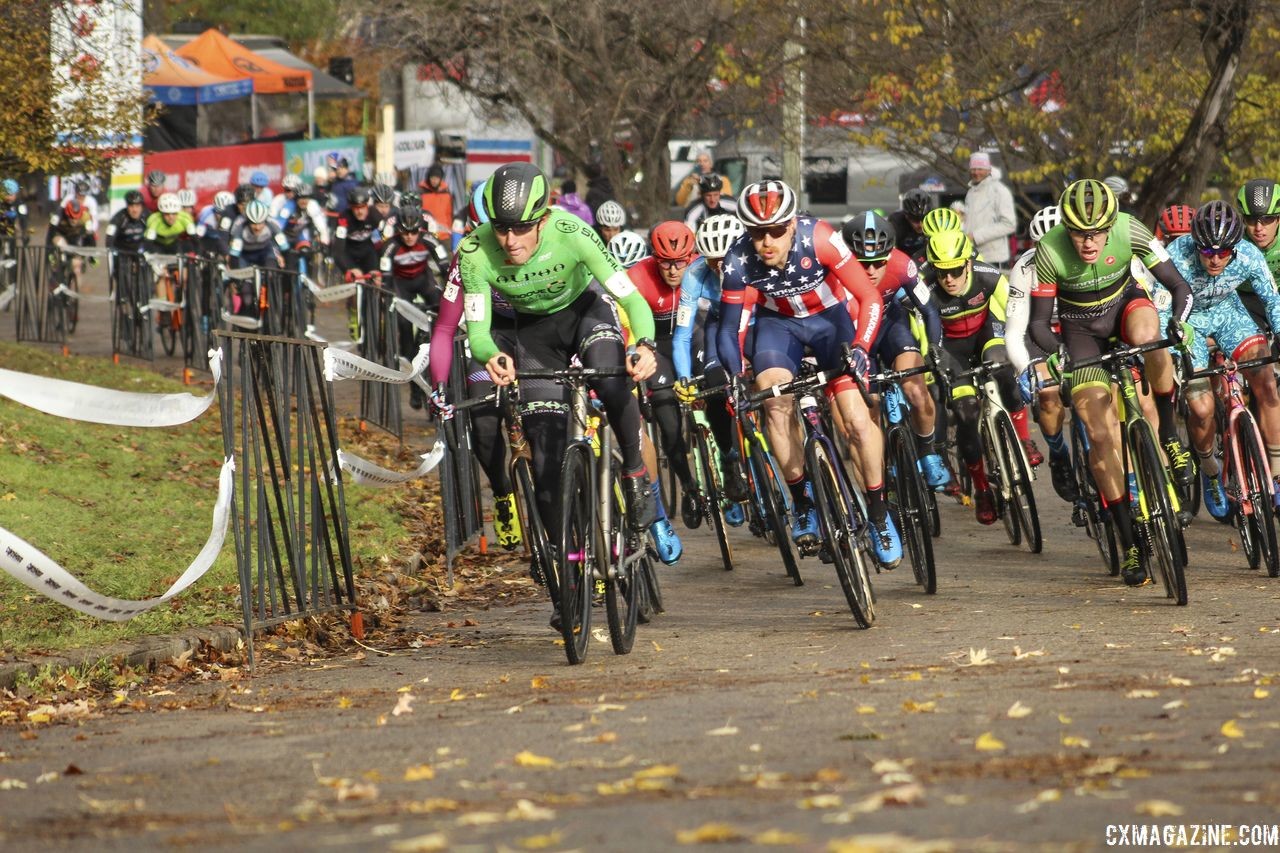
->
xmin=324 ymin=343 xmax=428 ymax=383
xmin=337 ymin=441 xmax=444 ymax=487
xmin=397 ymin=355 xmax=433 ymax=393
xmin=0 ymin=284 xmax=13 ymax=310
xmin=0 ymin=349 xmax=223 ymax=427
xmin=0 ymin=457 xmax=235 ymax=621
xmin=51 ymin=285 xmax=112 ymax=304
xmin=221 ymin=310 xmax=262 ymax=330
xmin=148 ymin=297 xmax=181 ymax=312
xmin=392 ymin=297 xmax=435 ymax=332
xmin=223 ymin=267 xmax=256 ymax=281
xmin=304 ymin=277 xmax=358 ymax=303
xmin=60 ymin=245 xmax=111 ymax=259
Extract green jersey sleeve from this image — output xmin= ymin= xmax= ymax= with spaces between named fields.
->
xmin=457 ymin=232 xmax=500 ymax=364
xmin=565 ymin=218 xmax=656 ymax=342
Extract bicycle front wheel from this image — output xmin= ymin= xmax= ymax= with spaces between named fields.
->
xmin=981 ymin=414 xmax=1021 ymax=546
xmin=694 ymin=427 xmax=734 ymax=572
xmin=514 ymin=458 xmax=558 ymax=604
xmin=557 ymin=444 xmax=597 ymax=664
xmin=603 ymin=461 xmax=639 ymax=655
xmin=808 ymin=439 xmax=875 ymax=628
xmin=995 ymin=410 xmax=1042 ymax=554
xmin=888 ymin=427 xmax=936 ymax=594
xmin=1234 ymin=416 xmax=1280 ymax=578
xmin=749 ymin=444 xmax=802 ymax=586
xmin=1133 ymin=422 xmax=1189 ymax=604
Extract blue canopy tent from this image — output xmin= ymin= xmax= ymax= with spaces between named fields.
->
xmin=142 ymin=35 xmax=254 ymax=150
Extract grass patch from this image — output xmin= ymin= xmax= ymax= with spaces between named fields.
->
xmin=0 ymin=342 xmax=417 ymax=655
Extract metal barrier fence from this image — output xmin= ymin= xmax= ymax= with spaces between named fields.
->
xmin=356 ymin=281 xmax=403 ymax=439
xmin=12 ymin=243 xmax=60 ymax=345
xmin=438 ymin=332 xmax=485 ymax=573
xmin=110 ymin=252 xmax=153 ymax=361
xmin=216 ymin=330 xmax=357 ymax=664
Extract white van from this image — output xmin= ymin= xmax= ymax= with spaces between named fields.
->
xmin=710 ymin=131 xmax=926 ymax=222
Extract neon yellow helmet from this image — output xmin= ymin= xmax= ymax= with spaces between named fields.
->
xmin=926 ymin=231 xmax=974 ymax=269
xmin=921 ymin=207 xmax=963 ymax=237
xmin=1059 ymin=179 xmax=1118 ymax=231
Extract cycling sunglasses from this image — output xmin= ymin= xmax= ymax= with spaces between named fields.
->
xmin=1245 ymin=215 xmax=1279 ymax=226
xmin=858 ymin=257 xmax=890 ymax=269
xmin=1067 ymin=227 xmax=1110 ymax=241
xmin=1199 ymin=246 xmax=1233 ymax=259
xmin=493 ymin=220 xmax=539 ymax=236
xmin=658 ymin=257 xmax=691 ymax=270
xmin=747 ymin=223 xmax=790 ymax=240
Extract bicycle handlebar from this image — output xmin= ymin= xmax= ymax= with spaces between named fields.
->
xmin=1190 ymin=352 xmax=1280 ymax=379
xmin=1070 ymin=338 xmax=1175 ymax=372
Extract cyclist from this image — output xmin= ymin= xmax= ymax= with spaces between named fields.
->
xmin=595 ymin=200 xmax=627 ymax=246
xmin=47 ymin=196 xmax=97 ymax=251
xmin=925 ymin=230 xmax=1040 ymax=524
xmin=176 ymin=188 xmax=197 ymax=218
xmin=1155 ymin=204 xmax=1195 ymax=243
xmin=889 ymin=188 xmax=933 ymax=260
xmin=1029 ymin=179 xmax=1194 ymax=586
xmin=144 ymin=170 xmax=167 ymax=211
xmin=1163 ymin=201 xmax=1280 ymax=518
xmin=718 ymin=180 xmax=901 ymax=566
xmin=684 ymin=174 xmax=738 ymax=231
xmin=142 ymin=192 xmax=197 ymax=326
xmin=379 ymin=205 xmax=450 ymax=408
xmin=1005 ymin=205 xmax=1074 ymax=501
xmin=0 ymin=179 xmax=28 ymax=243
xmin=626 ymin=221 xmax=700 ymax=533
xmin=334 ymin=186 xmax=385 ymax=282
xmin=249 ymin=171 xmax=273 ymax=205
xmin=105 ymin=190 xmax=148 ymax=254
xmin=227 ymin=199 xmax=288 ymax=316
xmin=672 ymin=214 xmax=752 ymax=518
xmin=608 ymin=231 xmax=648 ymax=268
xmin=66 ymin=181 xmax=100 ymax=240
xmin=457 ymin=162 xmax=660 ymax=546
xmin=1236 ymin=179 xmax=1280 ymax=331
xmin=195 ymin=190 xmax=237 ymax=257
xmin=842 ymin=211 xmax=949 ymax=489
xmin=372 ymin=183 xmax=398 ymax=222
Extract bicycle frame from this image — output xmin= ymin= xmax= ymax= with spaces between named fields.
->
xmin=1195 ymin=354 xmax=1278 ymax=518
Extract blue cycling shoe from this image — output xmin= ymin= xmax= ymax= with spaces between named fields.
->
xmin=919 ymin=453 xmax=951 ymax=490
xmin=650 ymin=519 xmax=683 ymax=565
xmin=723 ymin=502 xmax=745 ymax=527
xmin=1202 ymin=472 xmax=1230 ymax=522
xmin=871 ymin=513 xmax=903 ymax=569
xmin=791 ymin=505 xmax=820 ymax=551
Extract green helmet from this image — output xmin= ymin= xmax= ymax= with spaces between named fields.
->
xmin=926 ymin=231 xmax=974 ymax=269
xmin=1059 ymin=179 xmax=1118 ymax=231
xmin=1236 ymin=179 xmax=1280 ymax=217
xmin=483 ymin=162 xmax=549 ymax=225
xmin=921 ymin=207 xmax=963 ymax=237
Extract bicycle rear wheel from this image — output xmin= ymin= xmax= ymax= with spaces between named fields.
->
xmin=995 ymin=411 xmax=1042 ymax=553
xmin=1234 ymin=416 xmax=1280 ymax=578
xmin=603 ymin=461 xmax=640 ymax=655
xmin=749 ymin=444 xmax=802 ymax=585
xmin=557 ymin=444 xmax=597 ymax=664
xmin=694 ymin=428 xmax=734 ymax=572
xmin=1133 ymin=422 xmax=1189 ymax=605
xmin=808 ymin=439 xmax=875 ymax=628
xmin=66 ymin=271 xmax=79 ymax=334
xmin=888 ymin=427 xmax=936 ymax=594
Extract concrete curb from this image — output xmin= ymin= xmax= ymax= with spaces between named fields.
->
xmin=0 ymin=625 xmax=244 ymax=691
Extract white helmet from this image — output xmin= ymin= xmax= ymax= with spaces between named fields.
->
xmin=282 ymin=174 xmax=303 ymax=192
xmin=1102 ymin=175 xmax=1130 ymax=197
xmin=608 ymin=230 xmax=648 ymax=268
xmin=595 ymin=200 xmax=626 ymax=228
xmin=737 ymin=180 xmax=798 ymax=227
xmin=244 ymin=199 xmax=269 ymax=224
xmin=312 ymin=165 xmax=329 ymax=184
xmin=213 ymin=191 xmax=236 ymax=210
xmin=157 ymin=192 xmax=181 ymax=214
xmin=1029 ymin=205 xmax=1062 ymax=243
xmin=695 ymin=214 xmax=745 ymax=259
xmin=176 ymin=188 xmax=197 ymax=208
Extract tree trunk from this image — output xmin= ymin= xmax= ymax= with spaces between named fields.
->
xmin=1136 ymin=0 xmax=1249 ymax=221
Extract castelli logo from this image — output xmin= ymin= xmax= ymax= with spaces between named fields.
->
xmin=800 ymin=256 xmax=812 ymax=270
xmin=1105 ymin=256 xmax=1116 ymax=265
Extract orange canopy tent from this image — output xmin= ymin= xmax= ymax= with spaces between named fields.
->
xmin=177 ymin=29 xmax=314 ymax=138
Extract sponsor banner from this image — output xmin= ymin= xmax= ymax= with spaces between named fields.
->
xmin=466 ymin=138 xmax=533 ymax=165
xmin=143 ymin=142 xmax=283 ymax=211
xmin=284 ymin=136 xmax=366 ymax=182
xmin=394 ymin=130 xmax=435 ymax=171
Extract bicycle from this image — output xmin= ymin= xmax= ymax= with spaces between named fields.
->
xmin=46 ymin=240 xmax=82 ymax=338
xmin=1070 ymin=340 xmax=1190 ymax=603
xmin=939 ymin=359 xmax=1042 ymax=554
xmin=148 ymin=254 xmax=187 ymax=359
xmin=729 ymin=378 xmax=803 ymax=586
xmin=871 ymin=363 xmax=938 ymax=594
xmin=1191 ymin=352 xmax=1280 ymax=577
xmin=517 ymin=363 xmax=660 ymax=664
xmin=743 ymin=364 xmax=877 ymax=627
xmin=680 ymin=379 xmax=735 ymax=572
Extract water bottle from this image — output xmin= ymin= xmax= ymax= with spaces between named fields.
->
xmin=1127 ymin=471 xmax=1139 ymax=508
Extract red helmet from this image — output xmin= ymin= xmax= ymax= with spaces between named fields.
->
xmin=1156 ymin=204 xmax=1195 ymax=241
xmin=650 ymin=221 xmax=695 ymax=260
xmin=64 ymin=200 xmax=83 ymax=220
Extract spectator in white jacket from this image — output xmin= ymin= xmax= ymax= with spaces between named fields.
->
xmin=963 ymin=151 xmax=1016 ymax=269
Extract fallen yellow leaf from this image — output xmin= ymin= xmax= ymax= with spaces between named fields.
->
xmin=449 ymin=688 xmax=466 ymax=701
xmin=518 ymin=831 xmax=563 ymax=850
xmin=404 ymin=764 xmax=435 ymax=782
xmin=390 ymin=832 xmax=449 ymax=852
xmin=797 ymin=794 xmax=842 ymax=809
xmin=1126 ymin=689 xmax=1158 ymax=699
xmin=634 ymin=764 xmax=680 ymax=780
xmin=753 ymin=829 xmax=807 ymax=845
xmin=1061 ymin=735 xmax=1091 ymax=748
xmin=902 ymin=700 xmax=936 ymax=713
xmin=1220 ymin=719 xmax=1245 ymax=739
xmin=1254 ymin=688 xmax=1270 ymax=699
xmin=676 ymin=822 xmax=744 ymax=844
xmin=337 ymin=696 xmax=353 ymax=709
xmin=1136 ymin=799 xmax=1184 ymax=817
xmin=975 ymin=732 xmax=1005 ymax=751
xmin=1006 ymin=701 xmax=1032 ymax=719
xmin=530 ymin=677 xmax=548 ymax=690
xmin=856 ymin=705 xmax=877 ymax=715
xmin=1057 ymin=713 xmax=1072 ymax=724
xmin=513 ymin=751 xmax=558 ymax=768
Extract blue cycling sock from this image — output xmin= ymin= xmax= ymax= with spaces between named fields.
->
xmin=1044 ymin=429 xmax=1068 ymax=459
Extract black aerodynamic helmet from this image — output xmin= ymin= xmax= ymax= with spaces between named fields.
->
xmin=901 ymin=188 xmax=932 ymax=220
xmin=842 ymin=210 xmax=897 ymax=261
xmin=1190 ymin=200 xmax=1244 ymax=251
xmin=482 ymin=162 xmax=550 ymax=225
